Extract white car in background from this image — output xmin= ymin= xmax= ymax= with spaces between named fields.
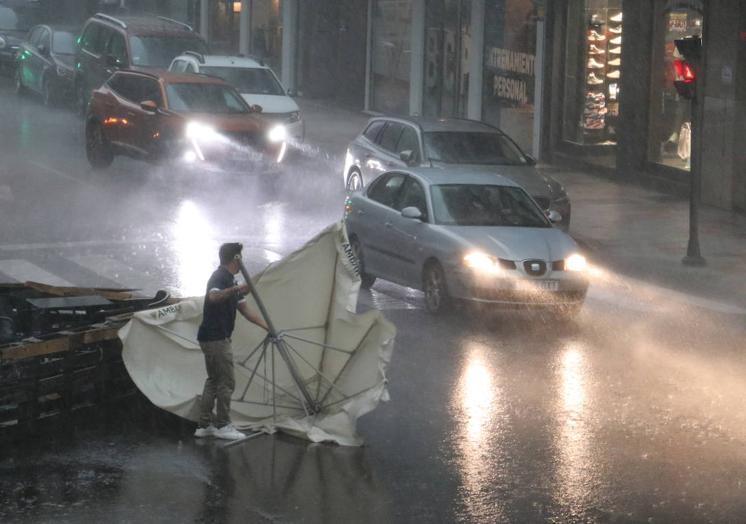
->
xmin=169 ymin=52 xmax=304 ymax=143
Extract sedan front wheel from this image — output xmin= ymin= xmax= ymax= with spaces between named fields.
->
xmin=423 ymin=262 xmax=452 ymax=314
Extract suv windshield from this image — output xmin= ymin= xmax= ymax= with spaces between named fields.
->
xmin=201 ymin=66 xmax=285 ymax=96
xmin=424 ymin=131 xmax=528 ymax=166
xmin=165 ymin=82 xmax=249 ymax=114
xmin=52 ymin=32 xmax=76 ymax=55
xmin=130 ymin=35 xmax=208 ymax=68
xmin=431 ymin=184 xmax=550 ymax=227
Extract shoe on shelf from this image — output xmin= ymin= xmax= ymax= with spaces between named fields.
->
xmin=610 ymin=12 xmax=623 ymax=23
xmin=608 ymin=57 xmax=621 ymax=66
xmin=587 ymin=72 xmax=604 ymax=85
xmin=609 ymin=25 xmax=622 ymax=34
xmin=588 ymin=30 xmax=606 ymax=42
xmin=215 ymin=423 xmax=246 ymax=440
xmin=587 ymin=58 xmax=605 ymax=69
xmin=607 ymin=70 xmax=620 ymax=79
xmin=194 ymin=424 xmax=217 ymax=438
xmin=609 ymin=46 xmax=622 ymax=55
xmin=610 ymin=36 xmax=622 ymax=45
xmin=589 ymin=44 xmax=606 ymax=55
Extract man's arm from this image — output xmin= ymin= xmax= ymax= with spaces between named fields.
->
xmin=206 ymin=283 xmax=250 ymax=303
xmin=237 ymin=301 xmax=269 ymax=331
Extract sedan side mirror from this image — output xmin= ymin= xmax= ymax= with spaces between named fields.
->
xmin=140 ymin=100 xmax=158 ymax=113
xmin=250 ymin=104 xmax=263 ymax=113
xmin=401 ymin=206 xmax=423 ymax=220
xmin=546 ymin=210 xmax=562 ymax=223
xmin=399 ymin=149 xmax=416 ymax=166
xmin=524 ymin=154 xmax=537 ymax=166
xmin=286 ymin=88 xmax=297 ymax=97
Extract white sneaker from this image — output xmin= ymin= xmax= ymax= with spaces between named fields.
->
xmin=610 ymin=36 xmax=622 ymax=45
xmin=610 ymin=12 xmax=623 ymax=23
xmin=215 ymin=424 xmax=246 ymax=440
xmin=194 ymin=424 xmax=217 ymax=438
xmin=607 ymin=69 xmax=620 ymax=79
xmin=608 ymin=57 xmax=621 ymax=66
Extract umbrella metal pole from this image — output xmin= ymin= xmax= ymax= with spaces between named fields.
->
xmin=236 ymin=259 xmax=319 ymax=414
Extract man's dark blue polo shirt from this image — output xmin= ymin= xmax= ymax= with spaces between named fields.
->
xmin=197 ymin=266 xmax=244 ymax=342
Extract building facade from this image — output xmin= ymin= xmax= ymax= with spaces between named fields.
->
xmin=44 ymin=0 xmax=746 ymax=213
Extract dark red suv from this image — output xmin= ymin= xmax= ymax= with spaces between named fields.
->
xmin=85 ymin=69 xmax=287 ymax=170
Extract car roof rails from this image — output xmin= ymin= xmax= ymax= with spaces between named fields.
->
xmin=235 ymin=53 xmax=266 ymax=66
xmin=183 ymin=50 xmax=205 ymax=63
xmin=94 ymin=13 xmax=127 ymax=29
xmin=157 ymin=16 xmax=193 ymax=32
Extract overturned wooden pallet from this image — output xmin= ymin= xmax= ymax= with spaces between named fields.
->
xmin=0 ymin=283 xmax=173 ymax=441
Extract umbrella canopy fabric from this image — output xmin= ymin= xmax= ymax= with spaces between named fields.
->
xmin=119 ymin=222 xmax=396 ymax=446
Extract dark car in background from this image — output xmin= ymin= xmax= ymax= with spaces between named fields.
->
xmin=343 ymin=116 xmax=572 ymax=230
xmin=15 ymin=25 xmax=77 ymax=106
xmin=74 ymin=13 xmax=208 ymax=115
xmin=0 ymin=4 xmax=42 ymax=75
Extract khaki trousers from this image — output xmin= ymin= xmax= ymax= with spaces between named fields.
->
xmin=198 ymin=338 xmax=235 ymax=428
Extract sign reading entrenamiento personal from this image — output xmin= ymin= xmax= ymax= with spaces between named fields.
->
xmin=486 ymin=47 xmax=535 ymax=106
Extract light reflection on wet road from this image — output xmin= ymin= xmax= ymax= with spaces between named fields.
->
xmin=2 ymin=80 xmax=746 ymax=523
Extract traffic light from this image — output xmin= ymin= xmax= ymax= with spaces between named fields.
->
xmin=673 ymin=36 xmax=701 ymax=100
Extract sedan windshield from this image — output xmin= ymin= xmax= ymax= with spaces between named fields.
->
xmin=130 ymin=36 xmax=208 ymax=68
xmin=201 ymin=66 xmax=285 ymax=96
xmin=424 ymin=131 xmax=528 ymax=165
xmin=431 ymin=184 xmax=550 ymax=227
xmin=165 ymin=83 xmax=249 ymax=114
xmin=52 ymin=32 xmax=76 ymax=55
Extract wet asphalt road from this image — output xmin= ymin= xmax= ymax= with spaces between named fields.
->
xmin=2 ymin=79 xmax=746 ymax=523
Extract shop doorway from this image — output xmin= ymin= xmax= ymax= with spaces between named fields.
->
xmin=423 ymin=0 xmax=471 ymax=118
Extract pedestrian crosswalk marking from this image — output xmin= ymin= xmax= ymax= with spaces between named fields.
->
xmin=0 ymin=259 xmax=73 ymax=287
xmin=65 ymin=254 xmax=151 ymax=290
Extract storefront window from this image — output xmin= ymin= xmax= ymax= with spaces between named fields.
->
xmin=423 ymin=0 xmax=470 ymax=119
xmin=482 ymin=0 xmax=537 ymax=152
xmin=647 ymin=1 xmax=703 ymax=171
xmin=370 ymin=0 xmax=412 ymax=114
xmin=562 ymin=0 xmax=623 ymax=154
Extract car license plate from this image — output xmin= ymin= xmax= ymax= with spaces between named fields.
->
xmin=538 ymin=280 xmax=560 ymax=291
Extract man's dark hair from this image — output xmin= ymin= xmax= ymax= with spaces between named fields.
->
xmin=219 ymin=242 xmax=243 ymax=265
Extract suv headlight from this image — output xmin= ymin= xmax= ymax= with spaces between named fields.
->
xmin=268 ymin=124 xmax=287 ymax=143
xmin=287 ymin=111 xmax=301 ymax=124
xmin=186 ymin=121 xmax=218 ymax=141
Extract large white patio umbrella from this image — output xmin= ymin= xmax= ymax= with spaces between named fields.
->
xmin=119 ymin=222 xmax=396 ymax=446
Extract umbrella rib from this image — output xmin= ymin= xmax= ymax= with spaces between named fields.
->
xmin=153 ymin=326 xmax=198 ymax=346
xmin=321 ymin=382 xmax=382 ymax=409
xmin=282 ymin=333 xmax=354 ymax=354
xmin=238 ymin=337 xmax=269 ymax=402
xmin=281 ymin=337 xmax=352 ymax=403
xmin=278 ymin=325 xmax=326 ymax=333
xmin=236 ymin=349 xmax=303 ymax=405
xmin=240 ymin=336 xmax=269 ymax=366
xmin=318 ymin=322 xmax=376 ymax=407
xmin=232 ymin=399 xmax=302 ymax=410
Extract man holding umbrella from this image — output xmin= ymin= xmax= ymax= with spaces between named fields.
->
xmin=194 ymin=242 xmax=268 ymax=440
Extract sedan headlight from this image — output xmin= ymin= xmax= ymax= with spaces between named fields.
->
xmin=565 ymin=254 xmax=587 ymax=272
xmin=463 ymin=252 xmax=502 ymax=275
xmin=268 ymin=124 xmax=287 ymax=143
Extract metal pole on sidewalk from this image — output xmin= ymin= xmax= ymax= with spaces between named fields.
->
xmin=681 ymin=25 xmax=707 ymax=267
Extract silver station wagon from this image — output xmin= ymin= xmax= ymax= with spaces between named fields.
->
xmin=344 ymin=167 xmax=589 ymax=316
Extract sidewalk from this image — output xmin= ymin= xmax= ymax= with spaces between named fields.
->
xmin=544 ymin=166 xmax=746 ymax=310
xmin=297 ymin=97 xmax=746 ymax=311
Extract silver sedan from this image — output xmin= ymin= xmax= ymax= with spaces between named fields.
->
xmin=344 ymin=167 xmax=589 ymax=316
